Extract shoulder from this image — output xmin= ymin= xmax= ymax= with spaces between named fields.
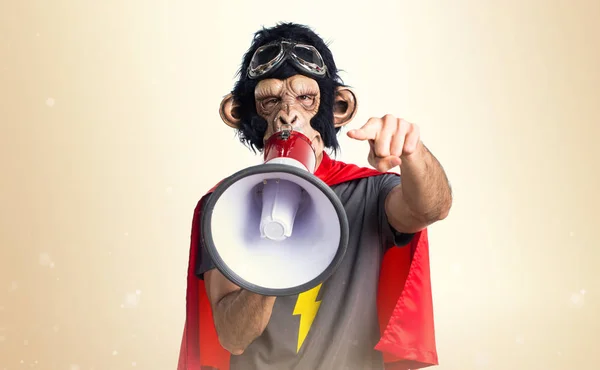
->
xmin=330 ymin=171 xmax=400 ymax=190
xmin=325 ymin=158 xmax=399 ymax=184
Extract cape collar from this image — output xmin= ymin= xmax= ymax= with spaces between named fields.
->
xmin=314 ymin=152 xmax=390 ymax=187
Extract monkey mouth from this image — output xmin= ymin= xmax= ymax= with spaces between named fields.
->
xmin=264 ymin=115 xmax=322 ymax=153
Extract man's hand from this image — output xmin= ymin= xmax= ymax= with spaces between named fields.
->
xmin=348 ymin=113 xmax=452 ymax=233
xmin=347 ymin=114 xmax=421 ymax=172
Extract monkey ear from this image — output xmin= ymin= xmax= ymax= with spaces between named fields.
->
xmin=333 ymin=87 xmax=358 ymax=128
xmin=219 ymin=93 xmax=242 ymax=129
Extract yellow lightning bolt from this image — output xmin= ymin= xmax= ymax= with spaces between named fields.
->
xmin=293 ymin=283 xmax=323 ymax=353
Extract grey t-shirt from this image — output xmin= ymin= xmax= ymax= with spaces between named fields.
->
xmin=196 ymin=173 xmax=413 ymax=370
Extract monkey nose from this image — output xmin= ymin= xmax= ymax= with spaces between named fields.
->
xmin=277 ymin=113 xmax=298 ymax=126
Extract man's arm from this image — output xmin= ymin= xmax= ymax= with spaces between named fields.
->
xmin=385 ymin=141 xmax=452 ymax=233
xmin=204 ymin=269 xmax=276 ymax=355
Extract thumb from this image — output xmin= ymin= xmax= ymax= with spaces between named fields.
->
xmin=373 ymin=156 xmax=402 ymax=172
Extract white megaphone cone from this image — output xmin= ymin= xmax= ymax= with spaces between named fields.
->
xmin=201 ymin=124 xmax=349 ymax=296
xmin=258 ymin=124 xmax=316 ymax=242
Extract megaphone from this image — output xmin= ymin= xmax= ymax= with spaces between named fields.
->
xmin=201 ymin=124 xmax=349 ymax=296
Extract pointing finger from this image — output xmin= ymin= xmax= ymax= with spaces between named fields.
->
xmin=346 ymin=118 xmax=382 ymax=141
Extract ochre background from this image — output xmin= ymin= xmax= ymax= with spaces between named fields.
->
xmin=1 ymin=1 xmax=599 ymax=369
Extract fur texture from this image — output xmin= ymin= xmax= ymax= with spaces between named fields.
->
xmin=230 ymin=22 xmax=347 ymax=154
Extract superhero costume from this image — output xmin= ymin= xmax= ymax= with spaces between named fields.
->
xmin=177 ymin=153 xmax=438 ymax=370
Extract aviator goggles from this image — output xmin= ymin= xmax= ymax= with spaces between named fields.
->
xmin=247 ymin=40 xmax=328 ymax=79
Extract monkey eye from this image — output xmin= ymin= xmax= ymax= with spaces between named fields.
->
xmin=262 ymin=97 xmax=280 ymax=107
xmin=297 ymin=94 xmax=315 ymax=105
xmin=298 ymin=94 xmax=316 ymax=101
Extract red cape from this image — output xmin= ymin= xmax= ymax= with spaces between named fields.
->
xmin=178 ymin=153 xmax=438 ymax=370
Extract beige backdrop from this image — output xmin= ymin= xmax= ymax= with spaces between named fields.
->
xmin=1 ymin=0 xmax=599 ymax=369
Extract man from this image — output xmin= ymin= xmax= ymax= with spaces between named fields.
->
xmin=178 ymin=23 xmax=452 ymax=370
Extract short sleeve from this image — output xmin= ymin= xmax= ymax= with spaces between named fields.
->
xmin=377 ymin=174 xmax=415 ymax=249
xmin=194 ymin=195 xmax=217 ymax=280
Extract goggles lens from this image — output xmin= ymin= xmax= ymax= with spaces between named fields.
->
xmin=293 ymin=44 xmax=323 ymax=66
xmin=250 ymin=44 xmax=282 ymax=69
xmin=248 ymin=41 xmax=327 ymax=79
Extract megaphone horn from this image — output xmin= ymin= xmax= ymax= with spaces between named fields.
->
xmin=201 ymin=125 xmax=349 ymax=296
